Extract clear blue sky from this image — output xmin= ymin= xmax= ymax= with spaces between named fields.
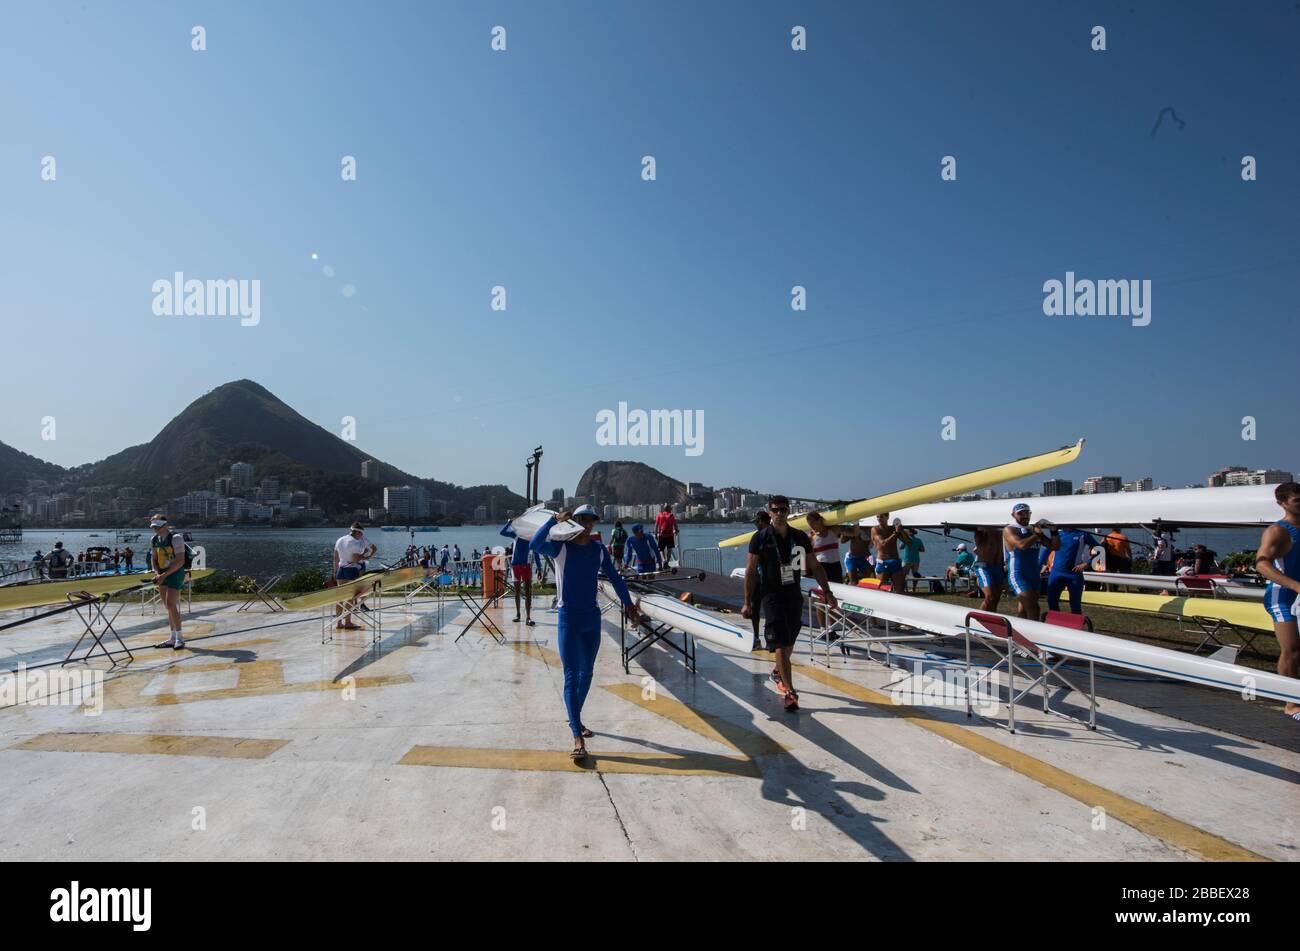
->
xmin=3 ymin=1 xmax=1297 ymax=499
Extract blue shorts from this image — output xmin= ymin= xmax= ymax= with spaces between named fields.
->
xmin=875 ymin=558 xmax=903 ymax=576
xmin=337 ymin=565 xmax=361 ymax=581
xmin=1264 ymin=583 xmax=1297 ymax=623
xmin=1006 ymin=554 xmax=1039 ymax=595
xmin=975 ymin=563 xmax=1005 ymax=589
xmin=845 ymin=555 xmax=871 ymax=575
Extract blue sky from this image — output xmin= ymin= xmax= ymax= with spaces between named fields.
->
xmin=3 ymin=1 xmax=1298 ymax=500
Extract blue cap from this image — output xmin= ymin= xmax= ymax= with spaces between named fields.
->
xmin=1012 ymin=503 xmax=1031 ymax=515
xmin=572 ymin=504 xmax=599 ymax=518
xmin=631 ymin=523 xmax=643 ymax=533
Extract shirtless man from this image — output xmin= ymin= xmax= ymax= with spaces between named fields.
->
xmin=843 ymin=524 xmax=874 ymax=584
xmin=1256 ymin=481 xmax=1300 ymax=721
xmin=870 ymin=513 xmax=907 ymax=593
xmin=972 ymin=526 xmax=1005 ymax=612
xmin=1003 ymin=503 xmax=1059 ymax=620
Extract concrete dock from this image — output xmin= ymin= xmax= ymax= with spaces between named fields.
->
xmin=1 ymin=590 xmax=1296 ymax=861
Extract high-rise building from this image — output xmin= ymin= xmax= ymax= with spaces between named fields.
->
xmin=260 ymin=477 xmax=280 ymax=501
xmin=1221 ymin=468 xmax=1293 ymax=486
xmin=214 ymin=477 xmax=231 ymax=497
xmin=230 ymin=462 xmax=254 ymax=491
xmin=1082 ymin=476 xmax=1122 ymax=494
xmin=551 ymin=488 xmax=565 ymax=504
xmin=361 ymin=459 xmax=377 ymax=480
xmin=1208 ymin=466 xmax=1248 ymax=488
xmin=1122 ymin=478 xmax=1153 ymax=492
xmin=1043 ymin=479 xmax=1072 ymax=496
xmin=384 ymin=485 xmax=430 ymax=519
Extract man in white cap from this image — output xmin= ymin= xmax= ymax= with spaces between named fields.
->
xmin=531 ymin=504 xmax=640 ymax=760
xmin=333 ymin=521 xmax=376 ymax=630
xmin=1003 ymin=503 xmax=1058 ymax=620
xmin=148 ymin=515 xmax=189 ymax=649
xmin=946 ymin=542 xmax=975 ymax=585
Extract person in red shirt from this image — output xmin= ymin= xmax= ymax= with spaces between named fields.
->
xmin=654 ymin=504 xmax=678 ymax=568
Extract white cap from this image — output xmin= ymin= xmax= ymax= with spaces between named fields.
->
xmin=956 ymin=543 xmax=967 ymax=550
xmin=572 ymin=504 xmax=599 ymax=518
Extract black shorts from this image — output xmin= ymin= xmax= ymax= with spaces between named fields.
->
xmin=761 ymin=587 xmax=805 ymax=651
xmin=818 ymin=561 xmax=843 ymax=584
xmin=657 ymin=534 xmax=674 ymax=550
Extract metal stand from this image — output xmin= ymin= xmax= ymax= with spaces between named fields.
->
xmin=962 ymin=611 xmax=1096 ymax=733
xmin=453 ymin=590 xmax=506 ymax=644
xmin=619 ymin=602 xmax=696 ymax=675
xmin=805 ymin=593 xmax=933 ymax=667
xmin=321 ymin=580 xmax=384 ymax=645
xmin=63 ymin=592 xmax=135 ymax=668
xmin=237 ymin=574 xmax=284 ymax=613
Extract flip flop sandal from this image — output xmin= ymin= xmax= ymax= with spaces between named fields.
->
xmin=570 ymin=746 xmax=588 ymax=761
xmin=579 ymin=726 xmax=594 ymax=738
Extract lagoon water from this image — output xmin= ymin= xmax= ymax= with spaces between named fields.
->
xmin=1 ymin=523 xmax=1267 ymax=582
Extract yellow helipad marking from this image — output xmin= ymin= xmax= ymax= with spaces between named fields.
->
xmin=399 ymin=745 xmax=760 ymax=777
xmin=11 ymin=732 xmax=288 ymax=759
xmin=406 ymin=643 xmax=782 ymax=776
xmin=601 ymin=683 xmax=786 ymax=758
xmin=508 ymin=641 xmax=561 ymax=668
xmin=101 ymin=659 xmax=412 ymax=709
xmin=793 ymin=662 xmax=1267 ymax=862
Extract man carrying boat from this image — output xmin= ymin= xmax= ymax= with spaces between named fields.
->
xmin=332 ymin=521 xmax=376 ymax=631
xmin=1004 ymin=503 xmax=1058 ymax=620
xmin=870 ymin=514 xmax=907 ymax=593
xmin=1255 ymin=481 xmax=1300 ymax=720
xmin=972 ymin=527 xmax=1004 ymax=610
xmin=654 ymin=504 xmax=678 ymax=568
xmin=531 ymin=504 xmax=640 ymax=760
xmin=499 ymin=517 xmax=536 ymax=626
xmin=843 ymin=524 xmax=874 ymax=584
xmin=1045 ymin=527 xmax=1100 ymax=615
xmin=148 ymin=515 xmax=189 ymax=649
xmin=623 ymin=524 xmax=663 ymax=574
xmin=742 ymin=496 xmax=838 ymax=712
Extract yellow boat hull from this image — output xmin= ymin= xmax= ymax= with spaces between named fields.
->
xmin=0 ymin=569 xmax=215 ymax=612
xmin=718 ymin=439 xmax=1084 ymax=548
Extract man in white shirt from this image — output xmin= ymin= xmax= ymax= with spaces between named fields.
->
xmin=1151 ymin=530 xmax=1175 ymax=576
xmin=333 ymin=521 xmax=376 ymax=630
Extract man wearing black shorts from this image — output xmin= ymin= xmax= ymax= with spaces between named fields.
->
xmin=742 ymin=496 xmax=838 ymax=711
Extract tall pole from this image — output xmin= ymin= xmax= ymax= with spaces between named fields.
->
xmin=532 ymin=446 xmax=543 ymax=506
xmin=525 ymin=459 xmax=534 ymax=506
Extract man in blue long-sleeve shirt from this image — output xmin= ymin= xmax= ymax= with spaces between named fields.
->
xmin=531 ymin=504 xmax=640 ymax=761
xmin=623 ymin=523 xmax=662 ymax=574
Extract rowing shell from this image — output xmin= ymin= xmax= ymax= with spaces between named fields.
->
xmin=1078 ymin=590 xmax=1274 ymax=632
xmin=508 ymin=503 xmax=586 ymax=543
xmin=280 ymin=567 xmax=425 ymax=611
xmin=887 ymin=483 xmax=1277 ymax=529
xmin=825 ymin=582 xmax=1300 ymax=705
xmin=0 ymin=569 xmax=215 ymax=612
xmin=717 ymin=439 xmax=1084 ymax=548
xmin=1081 ymin=572 xmax=1266 ymax=600
xmin=600 ymin=580 xmax=753 ymax=653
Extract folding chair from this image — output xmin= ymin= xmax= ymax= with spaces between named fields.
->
xmin=237 ymin=574 xmax=284 ymax=612
xmin=962 ymin=611 xmax=1096 ymax=733
xmin=1174 ymin=576 xmax=1215 ymax=599
xmin=1040 ymin=609 xmax=1094 ymax=632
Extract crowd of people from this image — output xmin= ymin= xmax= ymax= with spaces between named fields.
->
xmin=22 ymin=541 xmax=137 ymax=581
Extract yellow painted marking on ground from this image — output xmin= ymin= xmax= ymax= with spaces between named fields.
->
xmin=601 ymin=683 xmax=786 ymax=758
xmin=793 ymin=662 xmax=1267 ymax=862
xmin=11 ymin=732 xmax=288 ymax=759
xmin=100 ymin=658 xmax=412 ymax=710
xmin=399 ymin=744 xmax=760 ymax=777
xmin=507 ymin=641 xmax=561 ymax=668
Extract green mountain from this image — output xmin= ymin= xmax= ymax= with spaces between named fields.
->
xmin=2 ymin=380 xmax=526 ymax=519
xmin=0 ymin=441 xmax=67 ymax=493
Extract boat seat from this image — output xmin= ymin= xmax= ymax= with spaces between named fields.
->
xmin=1040 ymin=609 xmax=1094 ymax=632
xmin=1175 ymin=576 xmax=1215 ymax=598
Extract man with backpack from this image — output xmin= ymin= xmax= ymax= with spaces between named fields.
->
xmin=46 ymin=541 xmax=72 ymax=579
xmin=148 ymin=515 xmax=189 ymax=649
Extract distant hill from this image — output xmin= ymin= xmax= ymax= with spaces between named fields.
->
xmin=575 ymin=460 xmax=685 ymax=506
xmin=1 ymin=380 xmax=527 ymax=518
xmin=0 ymin=441 xmax=67 ymax=493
